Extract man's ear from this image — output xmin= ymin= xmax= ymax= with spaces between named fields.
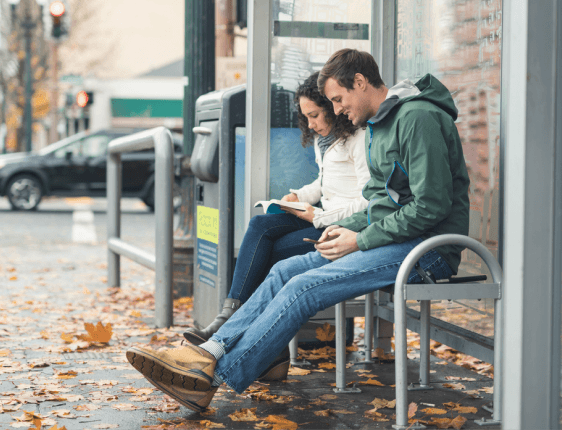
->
xmin=353 ymin=73 xmax=367 ymax=91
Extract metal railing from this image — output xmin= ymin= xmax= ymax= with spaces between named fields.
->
xmin=107 ymin=127 xmax=174 ymax=328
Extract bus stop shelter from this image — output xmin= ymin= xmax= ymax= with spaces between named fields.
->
xmin=241 ymin=1 xmax=561 ymax=428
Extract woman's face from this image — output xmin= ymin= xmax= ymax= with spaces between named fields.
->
xmin=299 ymin=97 xmax=333 ymax=137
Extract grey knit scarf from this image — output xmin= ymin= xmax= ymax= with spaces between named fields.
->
xmin=317 ymin=131 xmax=337 ymax=160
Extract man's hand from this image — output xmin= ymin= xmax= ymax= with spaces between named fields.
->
xmin=281 ymin=193 xmax=299 ymax=202
xmin=315 ymin=226 xmax=359 ymax=261
xmin=283 ymin=203 xmax=315 ymax=223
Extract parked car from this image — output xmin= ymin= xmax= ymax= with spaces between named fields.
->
xmin=0 ymin=129 xmax=185 ymax=211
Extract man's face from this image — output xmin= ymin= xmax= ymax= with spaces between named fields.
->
xmin=323 ymin=76 xmax=371 ymax=126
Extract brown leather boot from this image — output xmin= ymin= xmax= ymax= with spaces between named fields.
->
xmin=257 ymin=347 xmax=290 ymax=381
xmin=126 ymin=344 xmax=216 ymax=390
xmin=183 ymin=298 xmax=241 ymax=345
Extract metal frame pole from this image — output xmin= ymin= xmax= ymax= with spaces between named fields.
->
xmin=154 ymin=130 xmax=174 ymax=328
xmin=107 ymin=152 xmax=121 ymax=287
xmin=244 ymin=0 xmax=271 ymax=227
xmin=501 ymin=0 xmax=562 ymax=427
xmin=393 ymin=235 xmax=503 ymax=429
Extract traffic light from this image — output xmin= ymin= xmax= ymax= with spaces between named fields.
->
xmin=76 ymin=91 xmax=93 ymax=108
xmin=49 ymin=1 xmax=67 ymax=39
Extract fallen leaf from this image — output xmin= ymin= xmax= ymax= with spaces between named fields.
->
xmin=365 ymin=409 xmax=389 ymax=421
xmin=318 ymin=362 xmax=336 ymax=370
xmin=55 ymin=370 xmax=78 ymax=379
xmin=316 ymin=322 xmax=335 ymax=342
xmin=264 ymin=415 xmax=298 ymax=430
xmin=229 ymin=408 xmax=259 ymax=422
xmin=451 ymin=415 xmax=468 ymax=429
xmin=60 ymin=333 xmax=74 ymax=344
xmin=421 ymin=407 xmax=447 ymax=415
xmin=198 ymin=420 xmax=225 ymax=428
xmin=443 ymin=382 xmax=466 ymax=390
xmin=369 ymin=398 xmax=396 ymax=409
xmin=314 ymin=409 xmax=333 ymax=417
xmin=408 ymin=402 xmax=418 ymax=419
xmin=80 ymin=322 xmax=113 ymax=343
xmin=358 ymin=378 xmax=384 ymax=386
xmin=452 ymin=406 xmax=477 ymax=414
xmin=288 ymin=366 xmax=311 ymax=376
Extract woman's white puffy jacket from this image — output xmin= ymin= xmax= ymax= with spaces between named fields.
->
xmin=289 ymin=128 xmax=370 ymax=229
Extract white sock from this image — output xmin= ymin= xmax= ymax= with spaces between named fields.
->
xmin=198 ymin=340 xmax=226 ymax=387
xmin=198 ymin=340 xmax=225 ymax=360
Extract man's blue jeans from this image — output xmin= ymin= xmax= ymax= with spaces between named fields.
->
xmin=228 ymin=213 xmax=324 ymax=303
xmin=211 ymin=237 xmax=453 ymax=393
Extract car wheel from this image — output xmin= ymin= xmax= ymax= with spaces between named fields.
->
xmin=142 ymin=181 xmax=182 ymax=212
xmin=6 ymin=174 xmax=43 ymax=211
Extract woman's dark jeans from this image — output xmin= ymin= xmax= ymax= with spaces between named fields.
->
xmin=228 ymin=213 xmax=324 ymax=303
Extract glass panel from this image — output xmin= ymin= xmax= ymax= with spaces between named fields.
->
xmin=396 ymin=0 xmax=502 ymax=341
xmin=269 ymin=0 xmax=372 ymax=198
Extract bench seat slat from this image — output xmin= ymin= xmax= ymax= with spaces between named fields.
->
xmin=404 ymin=282 xmax=501 ymax=300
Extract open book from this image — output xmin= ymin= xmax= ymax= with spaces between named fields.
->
xmin=254 ymin=199 xmax=307 ymax=214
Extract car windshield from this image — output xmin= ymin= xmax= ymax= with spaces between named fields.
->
xmin=38 ymin=132 xmax=88 ymax=155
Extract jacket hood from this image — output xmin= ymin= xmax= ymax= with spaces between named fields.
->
xmin=368 ymin=74 xmax=458 ymax=124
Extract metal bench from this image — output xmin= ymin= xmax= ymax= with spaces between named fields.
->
xmin=290 ymin=234 xmax=503 ymax=428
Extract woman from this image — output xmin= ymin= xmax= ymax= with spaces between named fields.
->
xmin=184 ymin=71 xmax=370 ymax=346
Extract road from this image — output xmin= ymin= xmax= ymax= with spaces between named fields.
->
xmin=0 ymin=196 xmax=158 ymax=250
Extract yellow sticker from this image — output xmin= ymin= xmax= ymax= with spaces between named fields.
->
xmin=197 ymin=206 xmax=219 ymax=244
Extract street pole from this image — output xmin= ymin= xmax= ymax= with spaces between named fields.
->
xmin=22 ymin=15 xmax=35 ymax=152
xmin=172 ymin=0 xmax=216 ymax=297
xmin=49 ymin=41 xmax=59 ymax=144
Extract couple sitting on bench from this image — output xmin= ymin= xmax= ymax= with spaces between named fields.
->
xmin=126 ymin=48 xmax=470 ymax=412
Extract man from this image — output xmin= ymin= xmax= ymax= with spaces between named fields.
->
xmin=126 ymin=48 xmax=470 ymax=412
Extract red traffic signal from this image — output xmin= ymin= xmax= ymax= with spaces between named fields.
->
xmin=76 ymin=91 xmax=93 ymax=108
xmin=49 ymin=1 xmax=65 ymax=17
xmin=50 ymin=1 xmax=66 ymax=39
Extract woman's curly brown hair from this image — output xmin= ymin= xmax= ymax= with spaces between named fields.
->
xmin=295 ymin=71 xmax=358 ymax=147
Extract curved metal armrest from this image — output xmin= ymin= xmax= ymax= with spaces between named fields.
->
xmin=395 ymin=234 xmax=502 ymax=294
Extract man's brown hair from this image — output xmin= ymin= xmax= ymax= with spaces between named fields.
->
xmin=318 ymin=48 xmax=384 ymax=95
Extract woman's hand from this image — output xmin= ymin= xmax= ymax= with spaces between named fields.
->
xmin=283 ymin=203 xmax=315 ymax=223
xmin=281 ymin=193 xmax=299 ymax=202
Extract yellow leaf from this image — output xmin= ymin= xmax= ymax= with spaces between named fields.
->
xmin=0 ymin=349 xmax=11 ymax=356
xmin=318 ymin=362 xmax=336 ymax=369
xmin=56 ymin=370 xmax=78 ymax=379
xmin=264 ymin=415 xmax=299 ymax=430
xmin=228 ymin=408 xmax=259 ymax=422
xmin=358 ymin=378 xmax=385 ymax=386
xmin=9 ymin=275 xmax=17 ymax=281
xmin=82 ymin=322 xmax=113 ymax=343
xmin=316 ymin=322 xmax=335 ymax=342
xmin=452 ymin=406 xmax=477 ymax=414
xmin=421 ymin=407 xmax=448 ymax=415
xmin=199 ymin=420 xmax=225 ymax=428
xmin=451 ymin=415 xmax=468 ymax=429
xmin=288 ymin=366 xmax=311 ymax=376
xmin=60 ymin=333 xmax=74 ymax=343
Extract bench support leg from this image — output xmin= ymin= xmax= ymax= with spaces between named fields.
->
xmin=374 ymin=291 xmax=393 ymax=353
xmin=409 ymin=300 xmax=433 ymax=391
xmin=475 ymin=296 xmax=502 ymax=426
xmin=362 ymin=292 xmax=375 ymax=363
xmin=334 ymin=301 xmax=360 ymax=393
xmin=289 ymin=334 xmax=310 ymax=366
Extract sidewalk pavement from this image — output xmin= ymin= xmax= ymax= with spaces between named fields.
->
xmin=0 ymin=241 xmax=499 ymax=430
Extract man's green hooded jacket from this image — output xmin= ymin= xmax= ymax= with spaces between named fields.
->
xmin=335 ymin=74 xmax=470 ymax=274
